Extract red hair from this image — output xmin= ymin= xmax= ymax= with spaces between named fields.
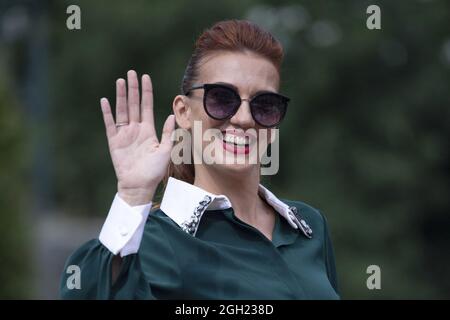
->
xmin=181 ymin=19 xmax=284 ymax=95
xmin=154 ymin=20 xmax=284 ymax=208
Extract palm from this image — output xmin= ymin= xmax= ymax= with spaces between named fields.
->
xmin=100 ymin=70 xmax=175 ymax=191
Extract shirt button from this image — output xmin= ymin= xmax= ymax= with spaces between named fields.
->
xmin=119 ymin=226 xmax=129 ymax=236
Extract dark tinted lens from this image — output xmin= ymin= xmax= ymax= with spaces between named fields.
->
xmin=250 ymin=93 xmax=287 ymax=127
xmin=204 ymin=85 xmax=240 ymax=119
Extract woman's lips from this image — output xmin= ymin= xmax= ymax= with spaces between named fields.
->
xmin=218 ymin=130 xmax=256 ymax=155
xmin=222 ymin=139 xmax=250 ymax=154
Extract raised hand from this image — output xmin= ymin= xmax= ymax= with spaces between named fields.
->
xmin=100 ymin=70 xmax=175 ymax=205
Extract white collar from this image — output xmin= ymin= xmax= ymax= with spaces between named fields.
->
xmin=160 ymin=177 xmax=312 ymax=237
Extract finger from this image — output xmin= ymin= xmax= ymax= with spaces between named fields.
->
xmin=160 ymin=114 xmax=176 ymax=147
xmin=141 ymin=74 xmax=157 ymax=137
xmin=116 ymin=78 xmax=128 ymax=125
xmin=127 ymin=70 xmax=140 ymax=123
xmin=100 ymin=98 xmax=117 ymax=137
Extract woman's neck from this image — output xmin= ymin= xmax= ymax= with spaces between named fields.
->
xmin=193 ymin=166 xmax=270 ymax=226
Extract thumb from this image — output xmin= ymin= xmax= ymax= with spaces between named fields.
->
xmin=160 ymin=114 xmax=176 ymax=147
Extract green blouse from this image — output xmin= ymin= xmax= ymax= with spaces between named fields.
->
xmin=60 ymin=199 xmax=340 ymax=299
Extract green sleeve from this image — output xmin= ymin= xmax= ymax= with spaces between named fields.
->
xmin=320 ymin=211 xmax=340 ymax=297
xmin=59 ymin=239 xmax=153 ymax=299
xmin=60 ymin=214 xmax=182 ymax=300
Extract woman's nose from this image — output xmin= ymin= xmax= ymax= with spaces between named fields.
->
xmin=229 ymin=99 xmax=255 ymax=128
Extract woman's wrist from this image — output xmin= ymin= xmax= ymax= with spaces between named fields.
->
xmin=117 ymin=184 xmax=157 ymax=206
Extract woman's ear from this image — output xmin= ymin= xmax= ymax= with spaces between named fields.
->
xmin=172 ymin=95 xmax=192 ymax=129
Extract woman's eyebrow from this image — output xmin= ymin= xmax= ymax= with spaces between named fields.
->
xmin=212 ymin=81 xmax=277 ymax=95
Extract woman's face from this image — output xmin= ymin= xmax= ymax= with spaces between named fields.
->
xmin=174 ymin=50 xmax=280 ymax=177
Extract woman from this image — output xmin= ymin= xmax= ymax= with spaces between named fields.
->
xmin=60 ymin=19 xmax=339 ymax=299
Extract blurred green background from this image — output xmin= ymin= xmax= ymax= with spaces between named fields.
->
xmin=0 ymin=0 xmax=449 ymax=299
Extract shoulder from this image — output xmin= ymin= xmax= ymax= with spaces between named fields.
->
xmin=142 ymin=207 xmax=185 ymax=240
xmin=280 ymin=198 xmax=329 ymax=237
xmin=282 ymin=199 xmax=324 ymax=219
xmin=147 ymin=207 xmax=180 ymax=227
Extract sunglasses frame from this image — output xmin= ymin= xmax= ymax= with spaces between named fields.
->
xmin=184 ymin=83 xmax=290 ymax=128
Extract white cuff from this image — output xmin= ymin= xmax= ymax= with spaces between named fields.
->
xmin=99 ymin=193 xmax=152 ymax=257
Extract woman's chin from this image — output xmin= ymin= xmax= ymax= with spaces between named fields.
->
xmin=210 ymin=160 xmax=259 ymax=175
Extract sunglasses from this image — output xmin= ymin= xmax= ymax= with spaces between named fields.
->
xmin=184 ymin=83 xmax=289 ymax=128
